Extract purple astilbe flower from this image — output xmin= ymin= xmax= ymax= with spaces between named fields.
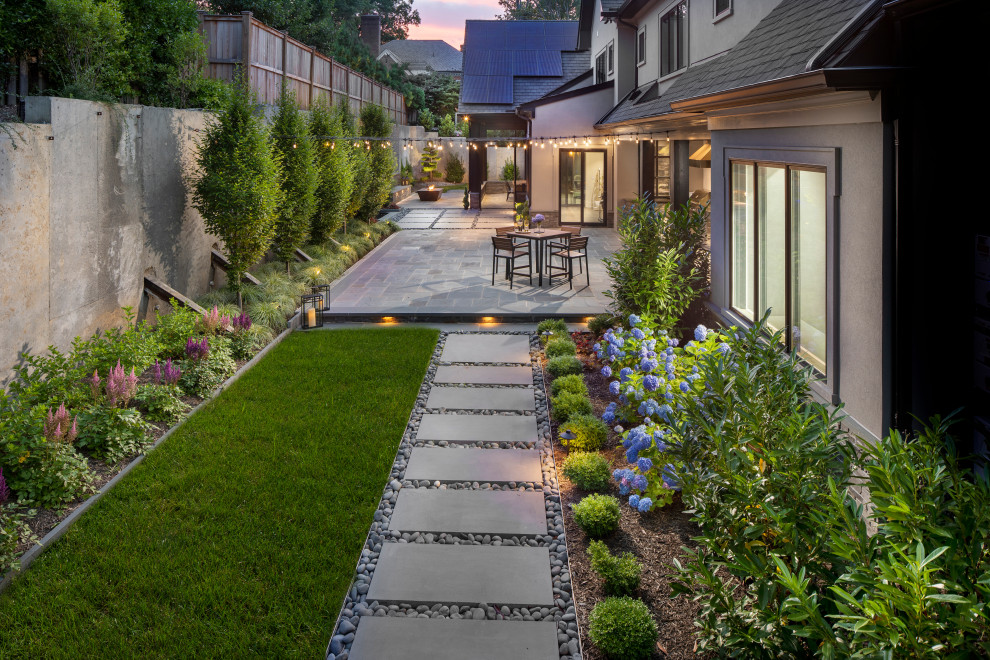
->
xmin=155 ymin=359 xmax=181 ymax=386
xmin=186 ymin=337 xmax=210 ymax=361
xmin=219 ymin=314 xmax=232 ymax=330
xmin=105 ymin=360 xmax=138 ymax=407
xmin=232 ymin=313 xmax=253 ymax=331
xmin=0 ymin=467 xmax=10 ymax=504
xmin=628 ymin=494 xmax=640 ymax=509
xmin=637 ymin=497 xmax=653 ymax=513
xmin=153 ymin=360 xmax=163 ymax=385
xmin=601 ymin=365 xmax=612 ymax=378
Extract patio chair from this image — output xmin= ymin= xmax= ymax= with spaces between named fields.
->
xmin=493 ymin=227 xmax=526 ymax=278
xmin=491 ymin=236 xmax=532 ymax=289
xmin=548 ymin=235 xmax=590 ymax=290
xmin=548 ymin=227 xmax=582 ymax=274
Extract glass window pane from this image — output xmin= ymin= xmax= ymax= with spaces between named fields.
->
xmin=791 ymin=169 xmax=827 ymax=373
xmin=715 ymin=0 xmax=731 ymax=15
xmin=730 ymin=162 xmax=754 ymax=319
xmin=758 ymin=165 xmax=787 ymax=335
xmin=560 ymin=151 xmax=581 ymax=223
xmin=584 ymin=152 xmax=606 ymax=224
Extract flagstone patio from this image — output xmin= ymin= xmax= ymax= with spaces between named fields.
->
xmin=323 ymin=224 xmax=620 ymax=320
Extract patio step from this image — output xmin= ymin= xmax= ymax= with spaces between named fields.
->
xmin=404 ymin=447 xmax=542 ymax=483
xmin=440 ymin=334 xmax=531 ymax=364
xmin=416 ymin=414 xmax=539 ymax=445
xmin=366 ymin=544 xmax=554 ymax=606
xmin=426 ymin=386 xmax=535 ymax=411
xmin=347 ymin=617 xmax=559 ymax=660
xmin=390 ymin=489 xmax=548 ymax=536
xmin=433 ymin=365 xmax=533 ymax=385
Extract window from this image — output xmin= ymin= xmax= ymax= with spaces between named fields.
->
xmin=660 ymin=2 xmax=687 ymax=77
xmin=730 ymin=161 xmax=828 ymax=374
xmin=608 ymin=41 xmax=614 ymax=74
xmin=714 ymin=0 xmax=732 ymax=19
xmin=637 ymin=28 xmax=646 ymax=65
xmin=654 ymin=141 xmax=671 ymax=201
xmin=596 ymin=49 xmax=607 ymax=84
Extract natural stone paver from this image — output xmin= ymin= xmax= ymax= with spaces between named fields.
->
xmin=427 ymin=386 xmax=535 ymax=411
xmin=433 ymin=365 xmax=533 ymax=385
xmin=405 ymin=447 xmax=543 ymax=483
xmin=348 ymin=618 xmax=560 ymax=660
xmin=417 ymin=413 xmax=539 ymax=444
xmin=441 ymin=334 xmax=532 ymax=363
xmin=390 ymin=489 xmax=548 ymax=536
xmin=367 ymin=544 xmax=555 ymax=606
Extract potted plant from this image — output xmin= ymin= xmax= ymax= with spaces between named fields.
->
xmin=400 ymin=161 xmax=413 ymax=185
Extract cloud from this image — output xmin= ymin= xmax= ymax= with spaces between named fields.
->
xmin=407 ymin=0 xmax=501 ymax=48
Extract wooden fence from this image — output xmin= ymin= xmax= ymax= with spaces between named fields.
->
xmin=199 ymin=12 xmax=407 ymax=125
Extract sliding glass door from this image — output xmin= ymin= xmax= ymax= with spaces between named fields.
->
xmin=560 ymin=150 xmax=607 ymax=225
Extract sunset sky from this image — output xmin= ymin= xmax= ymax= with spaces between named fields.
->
xmin=405 ymin=0 xmax=503 ymax=49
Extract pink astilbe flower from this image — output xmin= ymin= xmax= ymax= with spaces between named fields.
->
xmin=43 ymin=403 xmax=78 ymax=444
xmin=219 ymin=314 xmax=232 ymax=331
xmin=106 ymin=360 xmax=138 ymax=407
xmin=89 ymin=369 xmax=102 ymax=401
xmin=201 ymin=306 xmax=221 ymax=334
xmin=0 ymin=467 xmax=11 ymax=504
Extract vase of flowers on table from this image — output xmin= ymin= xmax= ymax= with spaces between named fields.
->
xmin=532 ymin=213 xmax=545 ymax=233
xmin=514 ymin=200 xmax=531 ymax=232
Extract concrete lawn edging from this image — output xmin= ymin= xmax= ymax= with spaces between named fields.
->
xmin=0 ymin=323 xmax=295 ymax=595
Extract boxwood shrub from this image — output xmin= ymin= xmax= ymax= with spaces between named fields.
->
xmin=537 ymin=318 xmax=569 ymax=345
xmin=546 ymin=355 xmax=583 ymax=377
xmin=558 ymin=413 xmax=607 ymax=451
xmin=550 ymin=374 xmax=588 ymax=398
xmin=551 ymin=391 xmax=593 ymax=422
xmin=589 ymin=596 xmax=658 ymax=659
xmin=588 ymin=540 xmax=641 ymax=596
xmin=545 ymin=337 xmax=577 ymax=358
xmin=562 ymin=452 xmax=612 ymax=491
xmin=572 ymin=493 xmax=621 ymax=538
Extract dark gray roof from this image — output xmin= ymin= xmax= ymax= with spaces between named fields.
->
xmin=599 ymin=0 xmax=870 ymax=125
xmin=459 ymin=52 xmax=590 ymax=114
xmin=379 ymin=39 xmax=463 ymax=73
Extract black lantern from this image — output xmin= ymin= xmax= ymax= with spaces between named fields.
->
xmin=560 ymin=428 xmax=577 ymax=449
xmin=312 ymin=284 xmax=331 ymax=310
xmin=301 ymin=293 xmax=324 ymax=329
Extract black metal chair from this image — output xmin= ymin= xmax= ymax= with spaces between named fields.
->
xmin=548 ymin=235 xmax=590 ymax=290
xmin=491 ymin=236 xmax=532 ymax=289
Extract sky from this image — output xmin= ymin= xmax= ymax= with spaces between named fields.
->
xmin=405 ymin=0 xmax=502 ymax=49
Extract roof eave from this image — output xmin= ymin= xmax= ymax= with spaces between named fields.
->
xmin=519 ymin=79 xmax=613 ymax=110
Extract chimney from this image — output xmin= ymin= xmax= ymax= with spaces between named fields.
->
xmin=361 ymin=14 xmax=381 ymax=58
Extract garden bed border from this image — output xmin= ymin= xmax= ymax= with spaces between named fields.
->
xmin=0 ymin=321 xmax=296 ymax=594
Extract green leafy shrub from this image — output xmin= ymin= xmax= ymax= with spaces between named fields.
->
xmin=154 ymin=303 xmax=200 ymax=359
xmin=545 ymin=338 xmax=577 ymax=358
xmin=76 ymin=406 xmax=151 ymax=462
xmin=271 ymin=86 xmax=318 ymax=270
xmin=558 ymin=413 xmax=608 ymax=452
xmin=133 ymin=384 xmax=189 ymax=424
xmin=587 ymin=314 xmax=616 ymax=336
xmin=1 ymin=503 xmax=38 ymax=574
xmin=358 ymin=104 xmax=395 ymax=222
xmin=550 ymin=374 xmax=587 ymax=398
xmin=546 ymin=356 xmax=583 ymax=378
xmin=572 ymin=494 xmax=621 ymax=538
xmin=561 ymin=452 xmax=611 ymax=491
xmin=537 ymin=318 xmax=569 ymax=345
xmin=437 ymin=113 xmax=456 ymax=137
xmin=309 ymin=97 xmax=354 ymax=242
xmin=588 ymin=541 xmax=641 ymax=596
xmin=589 ymin=597 xmax=658 ymax=659
xmin=500 ymin=161 xmax=517 ymax=182
xmin=551 ymin=391 xmax=592 ymax=422
xmin=444 ymin=152 xmax=465 ymax=182
xmin=418 ymin=108 xmax=437 ymax=131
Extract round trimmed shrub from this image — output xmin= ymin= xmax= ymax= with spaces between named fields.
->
xmin=550 ymin=374 xmax=588 ymax=398
xmin=587 ymin=314 xmax=616 ymax=337
xmin=545 ymin=337 xmax=577 ymax=358
xmin=562 ymin=452 xmax=612 ymax=491
xmin=589 ymin=597 xmax=658 ymax=659
xmin=588 ymin=540 xmax=642 ymax=596
xmin=572 ymin=494 xmax=621 ymax=538
xmin=547 ymin=355 xmax=583 ymax=377
xmin=551 ymin=391 xmax=593 ymax=422
xmin=537 ymin=318 xmax=569 ymax=345
xmin=559 ymin=413 xmax=607 ymax=451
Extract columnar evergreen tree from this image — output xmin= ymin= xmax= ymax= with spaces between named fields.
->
xmin=342 ymin=101 xmax=372 ymax=222
xmin=308 ymin=96 xmax=355 ymax=243
xmin=271 ymin=86 xmax=318 ymax=270
xmin=358 ymin=104 xmax=396 ymax=221
xmin=192 ymin=76 xmax=283 ymax=309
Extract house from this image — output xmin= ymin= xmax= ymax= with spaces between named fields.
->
xmin=471 ymin=0 xmax=987 ymax=450
xmin=377 ymin=40 xmax=463 ymax=79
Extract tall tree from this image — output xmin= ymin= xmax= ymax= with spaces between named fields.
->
xmin=409 ymin=73 xmax=460 ymax=119
xmin=308 ymin=95 xmax=354 ymax=243
xmin=358 ymin=104 xmax=396 ymax=221
xmin=271 ymin=85 xmax=318 ymax=271
xmin=341 ymin=101 xmax=371 ymax=222
xmin=497 ymin=0 xmax=578 ymax=20
xmin=192 ymin=76 xmax=283 ymax=308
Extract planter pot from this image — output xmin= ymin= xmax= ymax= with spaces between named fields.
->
xmin=417 ymin=189 xmax=443 ymax=202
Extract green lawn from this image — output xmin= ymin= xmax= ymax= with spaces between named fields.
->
xmin=0 ymin=327 xmax=438 ymax=658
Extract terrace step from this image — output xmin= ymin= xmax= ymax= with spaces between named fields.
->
xmin=348 ymin=617 xmax=559 ymax=660
xmin=405 ymin=447 xmax=542 ymax=483
xmin=417 ymin=414 xmax=539 ymax=445
xmin=390 ymin=489 xmax=547 ymax=536
xmin=433 ymin=365 xmax=533 ymax=385
xmin=367 ymin=544 xmax=554 ymax=606
xmin=441 ymin=334 xmax=531 ymax=364
xmin=426 ymin=386 xmax=535 ymax=411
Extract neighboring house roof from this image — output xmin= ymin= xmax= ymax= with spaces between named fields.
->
xmin=458 ymin=20 xmax=582 ymax=113
xmin=598 ymin=0 xmax=872 ymax=125
xmin=600 ymin=0 xmax=624 ymax=12
xmin=378 ymin=39 xmax=463 ymax=73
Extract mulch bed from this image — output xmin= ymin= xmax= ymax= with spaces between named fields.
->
xmin=546 ymin=333 xmax=704 ymax=659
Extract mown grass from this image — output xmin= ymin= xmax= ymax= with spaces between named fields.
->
xmin=0 ymin=328 xmax=438 ymax=658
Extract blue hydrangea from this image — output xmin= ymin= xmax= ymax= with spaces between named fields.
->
xmin=593 ymin=343 xmax=601 ymax=352
xmin=639 ymin=358 xmax=659 ymax=372
xmin=717 ymin=342 xmax=730 ymax=355
xmin=679 ymin=381 xmax=689 ymax=393
xmin=632 ymin=328 xmax=645 ymax=340
xmin=658 ymin=404 xmax=673 ymax=422
xmin=619 ymin=482 xmax=630 ymax=495
xmin=625 ymin=445 xmax=640 ymax=463
xmin=619 ymin=367 xmax=633 ymax=383
xmin=631 ymin=474 xmax=648 ymax=490
xmin=607 ymin=343 xmax=620 ymax=357
xmin=662 ymin=465 xmax=680 ymax=491
xmin=619 ymin=394 xmax=628 ymax=405
xmin=628 ymin=314 xmax=641 ymax=326
xmin=614 ymin=425 xmax=624 ymax=433
xmin=643 ymin=374 xmax=660 ymax=392
xmin=609 ymin=381 xmax=620 ymax=396
xmin=694 ymin=325 xmax=709 ymax=342
xmin=637 ymin=498 xmax=653 ymax=513
xmin=643 ymin=417 xmax=652 ymax=426
xmin=637 ymin=457 xmax=653 ymax=472
xmin=602 ymin=409 xmax=615 ymax=423
xmin=628 ymin=494 xmax=640 ymax=508
xmin=646 ymin=339 xmax=657 ymax=350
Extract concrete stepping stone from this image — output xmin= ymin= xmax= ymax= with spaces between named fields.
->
xmin=434 ymin=365 xmax=532 ymax=385
xmin=427 ymin=386 xmax=535 ymax=411
xmin=348 ymin=618 xmax=559 ymax=660
xmin=367 ymin=544 xmax=554 ymax=606
xmin=405 ymin=447 xmax=542 ymax=483
xmin=390 ymin=489 xmax=548 ymax=536
xmin=441 ymin=334 xmax=531 ymax=364
xmin=417 ymin=414 xmax=538 ymax=445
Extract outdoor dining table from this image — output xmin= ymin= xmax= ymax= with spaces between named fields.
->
xmin=506 ymin=229 xmax=572 ymax=287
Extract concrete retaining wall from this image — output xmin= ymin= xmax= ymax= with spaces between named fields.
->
xmin=1 ymin=97 xmax=221 ymax=384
